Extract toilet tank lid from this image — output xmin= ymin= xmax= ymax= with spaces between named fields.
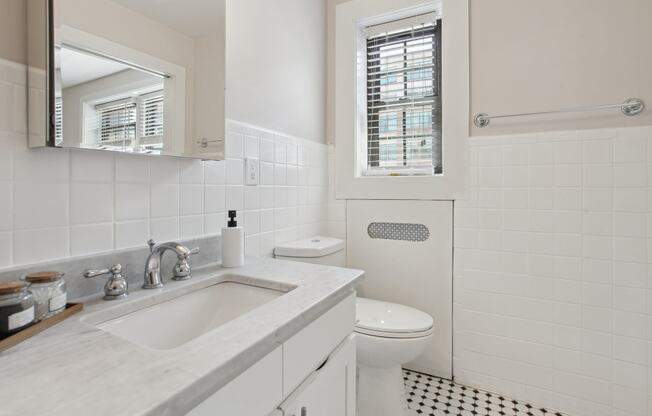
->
xmin=274 ymin=236 xmax=345 ymax=258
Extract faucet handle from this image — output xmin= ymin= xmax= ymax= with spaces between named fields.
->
xmin=84 ymin=264 xmax=128 ymax=300
xmin=181 ymin=247 xmax=200 ymax=259
xmin=83 ymin=263 xmax=122 ymax=278
xmin=172 ymin=247 xmax=200 ymax=281
xmin=147 ymin=239 xmax=157 ymax=253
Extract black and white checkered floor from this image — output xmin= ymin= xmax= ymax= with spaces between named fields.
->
xmin=403 ymin=369 xmax=566 ymax=416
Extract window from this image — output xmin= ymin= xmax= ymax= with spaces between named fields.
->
xmin=335 ymin=1 xmax=467 ymax=200
xmin=365 ymin=14 xmax=441 ymax=176
xmin=89 ymin=88 xmax=164 ymax=150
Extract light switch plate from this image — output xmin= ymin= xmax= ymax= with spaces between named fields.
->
xmin=244 ymin=157 xmax=259 ymax=185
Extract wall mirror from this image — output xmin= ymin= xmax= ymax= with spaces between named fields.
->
xmin=28 ymin=0 xmax=225 ymax=159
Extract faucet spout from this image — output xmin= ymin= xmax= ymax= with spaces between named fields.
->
xmin=143 ymin=240 xmax=199 ymax=289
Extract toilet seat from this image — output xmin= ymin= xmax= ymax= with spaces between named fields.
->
xmin=355 ymin=297 xmax=434 ymax=339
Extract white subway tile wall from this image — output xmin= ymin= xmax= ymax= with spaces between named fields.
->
xmin=4 ymin=55 xmax=651 ymax=416
xmin=0 ymin=59 xmax=329 ymax=268
xmin=454 ymin=127 xmax=652 ymax=416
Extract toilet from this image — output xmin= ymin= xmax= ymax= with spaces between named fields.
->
xmin=274 ymin=236 xmax=434 ymax=416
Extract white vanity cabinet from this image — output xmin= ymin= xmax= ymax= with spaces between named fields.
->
xmin=186 ymin=346 xmax=284 ymax=416
xmin=278 ymin=335 xmax=356 ymax=416
xmin=186 ymin=293 xmax=356 ymax=416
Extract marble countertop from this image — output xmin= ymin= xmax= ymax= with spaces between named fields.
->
xmin=0 ymin=257 xmax=364 ymax=416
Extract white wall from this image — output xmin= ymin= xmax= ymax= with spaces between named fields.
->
xmin=0 ymin=0 xmax=26 ymax=65
xmin=470 ymin=0 xmax=652 ymax=136
xmin=56 ymin=0 xmax=195 ymax=70
xmin=0 ymin=57 xmax=329 ymax=268
xmin=325 ymin=0 xmax=652 ymax=414
xmin=328 ymin=0 xmax=652 ymax=140
xmin=225 ymin=0 xmax=327 ymax=143
xmin=0 ymin=0 xmax=330 ymax=269
xmin=56 ymin=0 xmax=200 ymax=144
xmin=454 ymin=127 xmax=652 ymax=416
xmin=457 ymin=2 xmax=652 ymax=413
xmin=347 ymin=199 xmax=453 ymax=378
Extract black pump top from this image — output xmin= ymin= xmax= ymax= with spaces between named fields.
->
xmin=227 ymin=210 xmax=238 ymax=227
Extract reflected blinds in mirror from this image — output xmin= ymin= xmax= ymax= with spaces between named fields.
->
xmin=54 ymin=97 xmax=63 ymax=146
xmin=95 ymin=98 xmax=138 ymax=144
xmin=140 ymin=91 xmax=165 ymax=149
xmin=89 ymin=89 xmax=164 ymax=149
xmin=365 ymin=14 xmax=442 ymax=176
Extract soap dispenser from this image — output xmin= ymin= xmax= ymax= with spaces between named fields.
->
xmin=221 ymin=210 xmax=244 ymax=267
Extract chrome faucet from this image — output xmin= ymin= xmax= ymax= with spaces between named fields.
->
xmin=143 ymin=239 xmax=200 ymax=289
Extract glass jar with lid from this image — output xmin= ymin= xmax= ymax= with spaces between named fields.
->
xmin=0 ymin=281 xmax=35 ymax=337
xmin=23 ymin=271 xmax=67 ymax=322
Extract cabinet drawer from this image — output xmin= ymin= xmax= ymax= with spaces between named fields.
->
xmin=186 ymin=346 xmax=283 ymax=416
xmin=283 ymin=293 xmax=356 ymax=394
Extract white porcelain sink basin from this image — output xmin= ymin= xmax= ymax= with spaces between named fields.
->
xmin=98 ymin=282 xmax=283 ymax=350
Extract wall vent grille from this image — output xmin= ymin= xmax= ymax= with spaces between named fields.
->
xmin=367 ymin=222 xmax=430 ymax=242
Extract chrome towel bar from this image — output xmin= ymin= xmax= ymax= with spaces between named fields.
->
xmin=473 ymin=97 xmax=645 ymax=128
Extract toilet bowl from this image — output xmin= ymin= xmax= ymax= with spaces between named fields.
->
xmin=355 ymin=297 xmax=433 ymax=416
xmin=275 ymin=236 xmax=435 ymax=416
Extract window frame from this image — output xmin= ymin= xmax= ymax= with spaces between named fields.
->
xmin=334 ymin=0 xmax=468 ymax=200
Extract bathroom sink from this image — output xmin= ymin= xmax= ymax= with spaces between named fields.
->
xmin=97 ymin=282 xmax=284 ymax=350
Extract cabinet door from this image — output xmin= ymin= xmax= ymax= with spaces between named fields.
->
xmin=280 ymin=335 xmax=356 ymax=416
xmin=283 ymin=293 xmax=355 ymax=394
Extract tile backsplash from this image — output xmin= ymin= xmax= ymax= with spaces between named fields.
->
xmin=0 ymin=58 xmax=328 ymax=270
xmin=454 ymin=126 xmax=652 ymax=416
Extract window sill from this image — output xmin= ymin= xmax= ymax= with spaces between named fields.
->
xmin=362 ymin=169 xmax=436 ymax=177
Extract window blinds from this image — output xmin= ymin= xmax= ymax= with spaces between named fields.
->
xmin=96 ymin=98 xmax=137 ymax=143
xmin=140 ymin=91 xmax=164 ymax=140
xmin=365 ymin=15 xmax=442 ymax=175
xmin=92 ymin=89 xmax=164 ymax=146
xmin=54 ymin=97 xmax=63 ymax=145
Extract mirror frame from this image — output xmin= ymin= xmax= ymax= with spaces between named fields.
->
xmin=27 ymin=0 xmax=225 ymax=160
xmin=27 ymin=0 xmax=55 ymax=148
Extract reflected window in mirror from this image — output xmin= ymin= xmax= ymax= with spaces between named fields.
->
xmin=85 ymin=86 xmax=164 ymax=153
xmin=28 ymin=0 xmax=225 ymax=159
xmin=58 ymin=45 xmax=167 ymax=154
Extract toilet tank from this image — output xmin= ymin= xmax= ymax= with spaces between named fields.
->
xmin=274 ymin=236 xmax=346 ymax=267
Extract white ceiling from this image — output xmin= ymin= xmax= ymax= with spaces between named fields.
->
xmin=60 ymin=47 xmax=131 ymax=88
xmin=110 ymin=0 xmax=224 ymax=38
